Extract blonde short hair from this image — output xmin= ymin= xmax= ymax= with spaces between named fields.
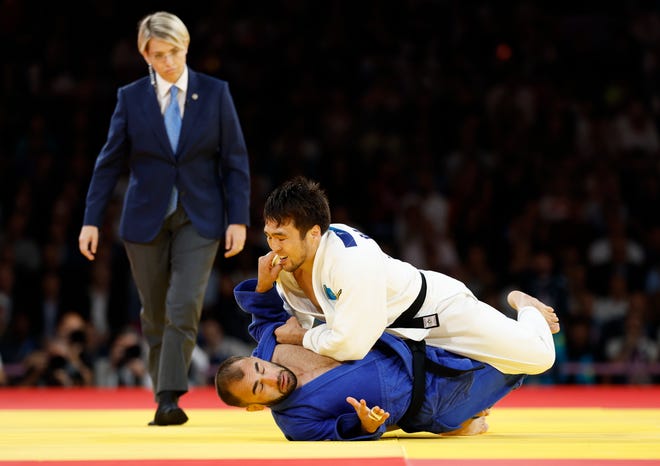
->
xmin=137 ymin=11 xmax=190 ymax=54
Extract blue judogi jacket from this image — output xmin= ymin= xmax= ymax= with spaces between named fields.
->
xmin=234 ymin=279 xmax=524 ymax=441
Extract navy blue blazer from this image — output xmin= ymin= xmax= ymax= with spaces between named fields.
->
xmin=83 ymin=69 xmax=250 ymax=243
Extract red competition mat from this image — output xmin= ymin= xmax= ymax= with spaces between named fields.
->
xmin=1 ymin=384 xmax=658 ymax=409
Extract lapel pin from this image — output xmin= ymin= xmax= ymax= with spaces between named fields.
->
xmin=192 ymin=93 xmax=199 ymax=100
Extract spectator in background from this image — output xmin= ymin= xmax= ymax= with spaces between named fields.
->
xmin=604 ymin=293 xmax=659 ymax=384
xmin=198 ymin=318 xmax=254 ymax=367
xmin=563 ymin=314 xmax=598 ymax=384
xmin=0 ymin=289 xmax=10 ymax=343
xmin=0 ymin=262 xmax=14 ymax=336
xmin=394 ymin=195 xmax=460 ymax=275
xmin=587 ymin=216 xmax=646 ymax=295
xmin=19 ymin=311 xmax=94 ymax=387
xmin=0 ymin=311 xmax=38 ymax=379
xmin=516 ymin=250 xmax=570 ymax=321
xmin=36 ymin=271 xmax=63 ymax=343
xmin=613 ymin=98 xmax=659 ymax=155
xmin=0 ymin=352 xmax=7 ymax=386
xmin=593 ymin=273 xmax=632 ymax=348
xmin=102 ymin=326 xmax=148 ymax=388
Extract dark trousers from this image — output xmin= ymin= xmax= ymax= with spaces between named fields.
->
xmin=124 ymin=204 xmax=219 ymax=399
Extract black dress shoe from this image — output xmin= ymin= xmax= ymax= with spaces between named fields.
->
xmin=148 ymin=402 xmax=188 ymax=426
xmin=148 ymin=391 xmax=188 ymax=426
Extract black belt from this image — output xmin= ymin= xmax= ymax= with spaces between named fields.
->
xmin=389 ymin=273 xmax=482 ymax=429
xmin=397 ymin=339 xmax=484 ymax=430
xmin=389 ymin=272 xmax=439 ymax=329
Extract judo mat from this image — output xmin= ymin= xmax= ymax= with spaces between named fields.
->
xmin=1 ymin=385 xmax=659 ymax=466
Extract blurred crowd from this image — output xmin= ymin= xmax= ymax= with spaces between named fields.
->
xmin=1 ymin=0 xmax=659 ymax=386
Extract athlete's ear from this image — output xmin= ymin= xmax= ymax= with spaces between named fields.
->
xmin=246 ymin=404 xmax=266 ymax=412
xmin=309 ymin=225 xmax=321 ymax=239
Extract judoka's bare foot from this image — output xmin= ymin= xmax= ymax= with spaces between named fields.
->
xmin=507 ymin=290 xmax=560 ymax=334
xmin=442 ymin=416 xmax=489 ymax=436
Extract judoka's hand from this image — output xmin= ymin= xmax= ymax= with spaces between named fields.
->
xmin=255 ymin=252 xmax=283 ymax=293
xmin=275 ymin=316 xmax=306 ymax=345
xmin=346 ymin=397 xmax=390 ymax=434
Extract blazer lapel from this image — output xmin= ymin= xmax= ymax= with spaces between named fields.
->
xmin=177 ymin=70 xmax=202 ymax=158
xmin=138 ymin=79 xmax=177 ymax=157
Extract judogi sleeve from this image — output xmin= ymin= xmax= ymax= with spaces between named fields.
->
xmin=234 ymin=278 xmax=289 ymax=343
xmin=303 ymin=238 xmax=389 ymax=361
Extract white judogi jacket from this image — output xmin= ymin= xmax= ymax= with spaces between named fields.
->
xmin=274 ymin=223 xmax=471 ymax=361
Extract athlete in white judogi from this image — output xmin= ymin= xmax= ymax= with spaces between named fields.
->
xmin=257 ymin=176 xmax=559 ymax=375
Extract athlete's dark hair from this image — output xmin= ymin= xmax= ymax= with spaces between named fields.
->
xmin=215 ymin=356 xmax=248 ymax=407
xmin=263 ymin=176 xmax=331 ymax=237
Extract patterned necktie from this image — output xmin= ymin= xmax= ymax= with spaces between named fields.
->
xmin=165 ymin=86 xmax=182 ymax=217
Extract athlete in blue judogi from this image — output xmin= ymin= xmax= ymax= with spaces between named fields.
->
xmin=215 ymin=279 xmax=529 ymax=441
